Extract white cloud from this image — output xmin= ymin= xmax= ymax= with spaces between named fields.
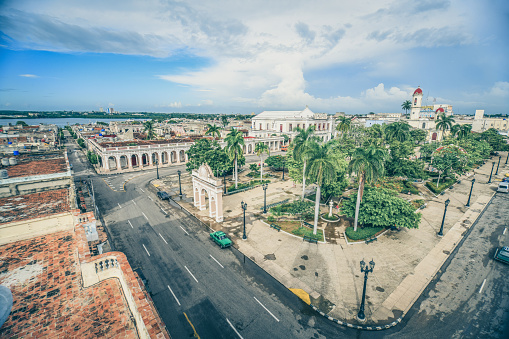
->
xmin=19 ymin=74 xmax=38 ymax=78
xmin=488 ymin=81 xmax=509 ymax=97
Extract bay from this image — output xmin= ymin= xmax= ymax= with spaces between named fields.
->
xmin=0 ymin=117 xmax=145 ymax=128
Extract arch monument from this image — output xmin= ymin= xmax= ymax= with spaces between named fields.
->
xmin=192 ymin=163 xmax=224 ymax=222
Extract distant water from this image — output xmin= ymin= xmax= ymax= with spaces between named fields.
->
xmin=0 ymin=117 xmax=145 ymax=128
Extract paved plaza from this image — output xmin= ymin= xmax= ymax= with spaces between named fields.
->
xmin=154 ymin=153 xmax=508 ymax=326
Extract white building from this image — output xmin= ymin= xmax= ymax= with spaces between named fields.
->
xmin=472 ymin=110 xmax=509 ymax=133
xmin=250 ymin=106 xmax=335 ymax=143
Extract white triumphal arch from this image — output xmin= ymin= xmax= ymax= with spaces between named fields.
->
xmin=192 ymin=163 xmax=224 ymax=222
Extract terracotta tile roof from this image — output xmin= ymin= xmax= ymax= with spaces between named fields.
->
xmin=0 ymin=231 xmax=138 ymax=338
xmin=0 ymin=189 xmax=70 ymax=225
xmin=98 ymin=138 xmax=194 ymax=148
xmin=2 ymin=153 xmax=67 ymax=179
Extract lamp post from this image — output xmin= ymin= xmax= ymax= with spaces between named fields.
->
xmin=488 ymin=162 xmax=495 ymax=183
xmin=437 ymin=198 xmax=450 ymax=237
xmin=262 ymin=183 xmax=268 ymax=213
xmin=177 ymin=170 xmax=182 ymax=198
xmin=495 ymin=156 xmax=501 ymax=175
xmin=466 ymin=178 xmax=475 ymax=207
xmin=223 ymin=170 xmax=227 ymax=194
xmin=241 ymin=201 xmax=247 ymax=239
xmin=155 ymin=158 xmax=159 ymax=180
xmin=357 ymin=259 xmax=375 ymax=322
xmin=505 ymin=153 xmax=508 ymax=165
xmin=282 ymin=158 xmax=286 ymax=180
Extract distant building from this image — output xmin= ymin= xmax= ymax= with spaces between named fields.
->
xmin=471 ymin=110 xmax=509 ymax=133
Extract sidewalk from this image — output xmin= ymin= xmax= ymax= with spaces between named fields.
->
xmin=154 ymin=153 xmax=508 ymax=327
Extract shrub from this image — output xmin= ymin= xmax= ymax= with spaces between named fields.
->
xmin=267 ymin=215 xmax=276 ymax=222
xmin=425 ymin=178 xmax=456 ymax=194
xmin=321 ymin=213 xmax=339 ymax=221
xmin=401 ymin=181 xmax=419 ymax=195
xmin=345 ymin=226 xmax=385 ymax=241
xmin=291 ymin=227 xmax=323 ymax=240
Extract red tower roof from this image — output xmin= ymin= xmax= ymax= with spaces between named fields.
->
xmin=436 ymin=107 xmax=445 ymax=113
xmin=413 ymin=87 xmax=423 ymax=95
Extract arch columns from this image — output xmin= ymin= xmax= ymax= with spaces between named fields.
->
xmin=192 ymin=163 xmax=224 ymax=222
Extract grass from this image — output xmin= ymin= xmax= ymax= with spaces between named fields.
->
xmin=425 ymin=178 xmax=457 ymax=194
xmin=345 ymin=226 xmax=385 ymax=241
xmin=265 ymin=219 xmax=323 ymax=241
xmin=321 ymin=213 xmax=340 ymax=221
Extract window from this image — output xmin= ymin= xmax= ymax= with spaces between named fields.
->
xmin=414 ymin=98 xmax=417 ymax=105
xmin=280 ymin=124 xmax=283 ymax=132
xmin=297 ymin=124 xmax=300 ymax=129
xmin=259 ymin=123 xmax=262 ymax=130
xmin=267 ymin=123 xmax=269 ymax=130
xmin=289 ymin=124 xmax=292 ymax=132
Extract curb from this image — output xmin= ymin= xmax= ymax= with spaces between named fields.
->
xmin=309 ymin=305 xmax=402 ymax=330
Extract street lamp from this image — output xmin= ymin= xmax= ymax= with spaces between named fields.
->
xmin=437 ymin=198 xmax=450 ymax=237
xmin=505 ymin=153 xmax=508 ymax=165
xmin=282 ymin=158 xmax=286 ymax=180
xmin=495 ymin=155 xmax=501 ymax=175
xmin=466 ymin=178 xmax=475 ymax=207
xmin=241 ymin=201 xmax=247 ymax=239
xmin=488 ymin=162 xmax=495 ymax=183
xmin=155 ymin=158 xmax=159 ymax=179
xmin=223 ymin=170 xmax=227 ymax=194
xmin=177 ymin=170 xmax=182 ymax=198
xmin=357 ymin=259 xmax=375 ymax=322
xmin=262 ymin=183 xmax=268 ymax=213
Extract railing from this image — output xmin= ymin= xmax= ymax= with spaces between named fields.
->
xmin=260 ymin=198 xmax=290 ymax=210
xmin=94 ymin=258 xmax=119 ymax=272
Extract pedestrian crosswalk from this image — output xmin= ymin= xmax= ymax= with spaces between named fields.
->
xmin=101 ymin=173 xmax=143 ymax=192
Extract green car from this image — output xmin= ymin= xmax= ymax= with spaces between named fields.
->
xmin=494 ymin=246 xmax=509 ymax=264
xmin=210 ymin=231 xmax=232 ymax=248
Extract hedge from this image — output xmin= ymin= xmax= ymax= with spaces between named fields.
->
xmin=401 ymin=180 xmax=420 ymax=195
xmin=425 ymin=178 xmax=456 ymax=194
xmin=345 ymin=226 xmax=385 ymax=241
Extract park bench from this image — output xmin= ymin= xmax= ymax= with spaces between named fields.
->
xmin=270 ymin=224 xmax=281 ymax=232
xmin=303 ymin=236 xmax=318 ymax=244
xmin=365 ymin=237 xmax=377 ymax=244
xmin=302 ymin=221 xmax=313 ymax=229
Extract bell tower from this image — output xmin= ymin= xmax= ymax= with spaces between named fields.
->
xmin=410 ymin=86 xmax=423 ymax=120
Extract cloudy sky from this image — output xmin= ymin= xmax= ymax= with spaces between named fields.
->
xmin=0 ymin=0 xmax=507 ymax=115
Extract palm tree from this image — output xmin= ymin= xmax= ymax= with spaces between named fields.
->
xmin=458 ymin=124 xmax=472 ymax=139
xmin=255 ymin=142 xmax=269 ymax=181
xmin=435 ymin=113 xmax=455 ymax=137
xmin=292 ymin=126 xmax=317 ymax=200
xmin=143 ymin=120 xmax=156 ymax=140
xmin=385 ymin=121 xmax=410 ymax=142
xmin=335 ymin=116 xmax=352 ymax=137
xmin=348 ymin=146 xmax=387 ymax=232
xmin=221 ymin=116 xmax=229 ymax=128
xmin=306 ymin=142 xmax=336 ymax=235
xmin=401 ymin=100 xmax=412 ymax=115
xmin=450 ymin=124 xmax=461 ymax=138
xmin=205 ymin=124 xmax=221 ymax=138
xmin=225 ymin=128 xmax=245 ymax=189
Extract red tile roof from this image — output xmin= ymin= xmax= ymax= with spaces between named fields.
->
xmin=4 ymin=157 xmax=67 ymax=178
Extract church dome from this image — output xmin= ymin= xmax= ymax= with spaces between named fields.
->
xmin=413 ymin=87 xmax=423 ymax=95
xmin=436 ymin=107 xmax=445 ymax=113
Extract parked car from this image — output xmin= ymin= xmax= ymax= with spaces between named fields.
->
xmin=210 ymin=231 xmax=232 ymax=248
xmin=497 ymin=182 xmax=509 ymax=193
xmin=157 ymin=191 xmax=170 ymax=200
xmin=494 ymin=246 xmax=509 ymax=265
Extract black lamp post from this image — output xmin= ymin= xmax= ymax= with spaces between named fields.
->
xmin=262 ymin=183 xmax=268 ymax=213
xmin=466 ymin=178 xmax=475 ymax=207
xmin=495 ymin=156 xmax=501 ymax=175
xmin=488 ymin=162 xmax=495 ymax=183
xmin=357 ymin=259 xmax=375 ymax=322
xmin=241 ymin=201 xmax=247 ymax=239
xmin=155 ymin=158 xmax=159 ymax=179
xmin=505 ymin=153 xmax=508 ymax=165
xmin=282 ymin=158 xmax=286 ymax=180
xmin=437 ymin=198 xmax=450 ymax=237
xmin=223 ymin=170 xmax=227 ymax=194
xmin=177 ymin=170 xmax=182 ymax=198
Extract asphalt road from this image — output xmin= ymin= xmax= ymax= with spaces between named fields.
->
xmin=67 ymin=139 xmax=509 ymax=339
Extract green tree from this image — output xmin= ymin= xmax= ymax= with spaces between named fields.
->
xmin=225 ymin=128 xmax=245 ymax=189
xmin=450 ymin=124 xmax=461 ymax=138
xmin=409 ymin=129 xmax=427 ymax=145
xmin=432 ymin=144 xmax=468 ymax=186
xmin=77 ymin=138 xmax=86 ymax=148
xmin=457 ymin=124 xmax=472 ymax=139
xmin=401 ymin=100 xmax=412 ymax=115
xmin=255 ymin=142 xmax=269 ymax=181
xmin=341 ymin=187 xmax=421 ymax=229
xmin=335 ymin=116 xmax=352 ymax=137
xmin=16 ymin=120 xmax=28 ymax=127
xmin=185 ymin=138 xmax=234 ymax=176
xmin=435 ymin=113 xmax=455 ymax=136
xmin=221 ymin=116 xmax=229 ymax=128
xmin=385 ymin=122 xmax=410 ymax=142
xmin=87 ymin=151 xmax=98 ymax=164
xmin=205 ymin=124 xmax=221 ymax=138
xmin=306 ymin=143 xmax=337 ymax=234
xmin=348 ymin=146 xmax=388 ymax=232
xmin=265 ymin=155 xmax=286 ymax=170
xmin=143 ymin=120 xmax=156 ymax=140
xmin=480 ymin=128 xmax=508 ymax=151
xmin=292 ymin=126 xmax=317 ymax=200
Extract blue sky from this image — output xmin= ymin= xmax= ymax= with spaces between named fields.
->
xmin=0 ymin=0 xmax=508 ymax=115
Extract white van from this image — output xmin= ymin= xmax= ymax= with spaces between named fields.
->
xmin=497 ymin=182 xmax=509 ymax=193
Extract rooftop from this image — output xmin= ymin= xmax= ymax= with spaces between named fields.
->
xmin=1 ymin=153 xmax=67 ymax=179
xmin=98 ymin=138 xmax=196 ymax=148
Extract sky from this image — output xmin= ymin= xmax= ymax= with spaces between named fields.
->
xmin=0 ymin=0 xmax=508 ymax=115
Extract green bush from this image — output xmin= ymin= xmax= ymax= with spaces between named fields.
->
xmin=321 ymin=213 xmax=339 ymax=221
xmin=291 ymin=226 xmax=323 ymax=240
xmin=267 ymin=215 xmax=276 ymax=222
xmin=425 ymin=178 xmax=456 ymax=194
xmin=345 ymin=226 xmax=385 ymax=241
xmin=401 ymin=181 xmax=419 ymax=195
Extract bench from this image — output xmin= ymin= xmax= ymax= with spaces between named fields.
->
xmin=303 ymin=236 xmax=318 ymax=244
xmin=365 ymin=237 xmax=377 ymax=244
xmin=302 ymin=221 xmax=313 ymax=229
xmin=270 ymin=224 xmax=281 ymax=232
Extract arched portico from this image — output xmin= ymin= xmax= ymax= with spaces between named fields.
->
xmin=192 ymin=163 xmax=224 ymax=222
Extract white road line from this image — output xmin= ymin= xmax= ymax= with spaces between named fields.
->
xmin=128 ymin=220 xmax=133 ymax=229
xmin=142 ymin=244 xmax=150 ymax=257
xmin=167 ymin=285 xmax=181 ymax=306
xmin=253 ymin=297 xmax=280 ymax=322
xmin=226 ymin=318 xmax=244 ymax=339
xmin=504 ymin=227 xmax=507 ymax=235
xmin=210 ymin=255 xmax=224 ymax=268
xmin=479 ymin=279 xmax=486 ymax=293
xmin=185 ymin=266 xmax=199 ymax=283
xmin=148 ymin=196 xmax=153 ymax=201
xmin=161 ymin=208 xmax=167 ymax=215
xmin=159 ymin=233 xmax=168 ymax=244
xmin=118 ymin=203 xmax=122 ymax=208
xmin=179 ymin=226 xmax=189 ymax=235
xmin=132 ymin=200 xmax=137 ymax=205
xmin=142 ymin=212 xmax=149 ymax=221
xmin=140 ymin=188 xmax=145 ymax=192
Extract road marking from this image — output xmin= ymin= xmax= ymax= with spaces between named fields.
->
xmin=161 ymin=208 xmax=167 ymax=215
xmin=210 ymin=255 xmax=224 ymax=268
xmin=142 ymin=244 xmax=150 ymax=257
xmin=118 ymin=203 xmax=122 ymax=208
xmin=479 ymin=279 xmax=486 ymax=293
xmin=226 ymin=318 xmax=244 ymax=339
xmin=140 ymin=188 xmax=145 ymax=192
xmin=185 ymin=266 xmax=198 ymax=283
xmin=128 ymin=220 xmax=133 ymax=229
xmin=148 ymin=196 xmax=153 ymax=201
xmin=132 ymin=200 xmax=137 ymax=205
xmin=504 ymin=227 xmax=507 ymax=235
xmin=180 ymin=225 xmax=189 ymax=235
xmin=183 ymin=312 xmax=200 ymax=339
xmin=159 ymin=233 xmax=168 ymax=244
xmin=142 ymin=212 xmax=149 ymax=221
xmin=167 ymin=285 xmax=181 ymax=306
xmin=253 ymin=297 xmax=280 ymax=322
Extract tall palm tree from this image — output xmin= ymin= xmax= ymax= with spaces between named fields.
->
xmin=306 ymin=142 xmax=337 ymax=235
xmin=401 ymin=100 xmax=412 ymax=115
xmin=385 ymin=121 xmax=410 ymax=142
xmin=205 ymin=124 xmax=221 ymax=138
xmin=221 ymin=116 xmax=229 ymax=128
xmin=255 ymin=142 xmax=269 ymax=181
xmin=348 ymin=146 xmax=387 ymax=232
xmin=143 ymin=120 xmax=156 ymax=140
xmin=458 ymin=124 xmax=472 ymax=139
xmin=450 ymin=124 xmax=461 ymax=138
xmin=225 ymin=128 xmax=245 ymax=189
xmin=292 ymin=126 xmax=317 ymax=200
xmin=335 ymin=116 xmax=352 ymax=137
xmin=435 ymin=113 xmax=455 ymax=137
